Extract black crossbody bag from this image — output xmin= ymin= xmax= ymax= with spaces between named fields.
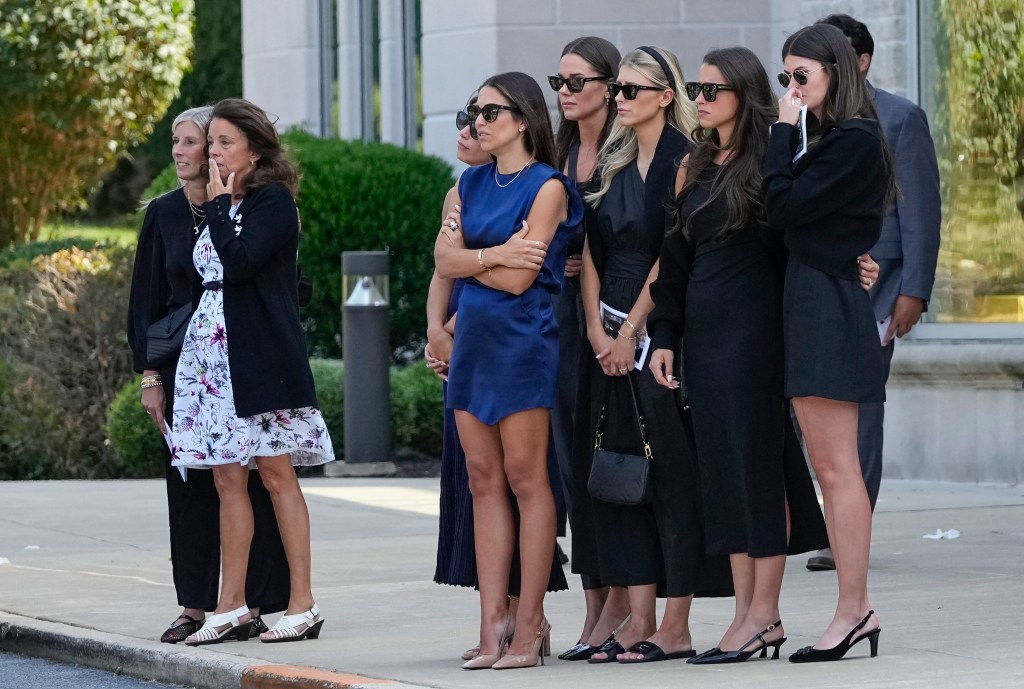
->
xmin=588 ymin=374 xmax=653 ymax=505
xmin=145 ymin=302 xmax=193 ymax=367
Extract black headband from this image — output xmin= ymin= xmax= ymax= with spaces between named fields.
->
xmin=637 ymin=45 xmax=676 ymax=92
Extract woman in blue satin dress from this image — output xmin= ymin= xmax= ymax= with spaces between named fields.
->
xmin=434 ymin=72 xmax=583 ymax=670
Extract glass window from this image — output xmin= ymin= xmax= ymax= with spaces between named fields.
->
xmin=919 ymin=0 xmax=1024 ymax=324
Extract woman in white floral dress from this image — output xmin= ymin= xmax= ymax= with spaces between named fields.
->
xmin=172 ymin=98 xmax=334 ymax=645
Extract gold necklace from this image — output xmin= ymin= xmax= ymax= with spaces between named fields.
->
xmin=184 ymin=187 xmax=207 ymax=235
xmin=494 ymin=159 xmax=535 ymax=188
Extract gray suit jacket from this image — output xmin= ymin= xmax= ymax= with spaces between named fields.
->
xmin=868 ymin=83 xmax=941 ymax=321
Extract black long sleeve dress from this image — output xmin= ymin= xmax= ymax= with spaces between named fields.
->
xmin=649 ymin=163 xmax=828 ymax=557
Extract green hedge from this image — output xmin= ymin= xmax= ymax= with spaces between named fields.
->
xmin=104 ymin=359 xmax=442 ymax=477
xmin=285 ymin=131 xmax=454 ymax=359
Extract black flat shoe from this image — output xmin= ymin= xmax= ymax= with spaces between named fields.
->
xmin=559 ymin=641 xmax=597 ymax=661
xmin=160 ymin=614 xmax=204 ymax=644
xmin=686 ymin=647 xmax=721 ymax=664
xmin=617 ymin=640 xmax=696 ymax=664
xmin=250 ymin=615 xmax=269 ymax=638
xmin=587 ymin=635 xmax=625 ymax=664
xmin=789 ymin=611 xmax=880 ymax=663
xmin=689 ymin=621 xmax=786 ymax=664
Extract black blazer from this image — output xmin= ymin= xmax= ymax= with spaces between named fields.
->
xmin=204 ymin=183 xmax=318 ymax=417
xmin=762 ymin=119 xmax=886 ymax=280
xmin=127 ymin=187 xmax=204 ymax=373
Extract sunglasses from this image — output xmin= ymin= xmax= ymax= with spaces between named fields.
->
xmin=777 ymin=65 xmax=830 ymax=88
xmin=684 ymin=82 xmax=735 ymax=102
xmin=455 ymin=110 xmax=479 ymax=139
xmin=607 ymin=82 xmax=665 ymax=100
xmin=467 ymin=103 xmax=522 ymax=123
xmin=547 ymin=74 xmax=608 ymax=93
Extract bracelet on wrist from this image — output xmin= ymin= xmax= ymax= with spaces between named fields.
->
xmin=478 ymin=248 xmax=492 ymax=272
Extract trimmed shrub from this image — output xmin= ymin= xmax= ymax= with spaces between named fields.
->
xmin=285 ymin=131 xmax=454 ymax=359
xmin=0 ymin=359 xmax=72 ymax=480
xmin=391 ymin=363 xmax=444 ymax=458
xmin=309 ymin=358 xmax=344 ymax=453
xmin=0 ymin=244 xmax=136 ymax=475
xmin=105 ymin=376 xmax=167 ymax=479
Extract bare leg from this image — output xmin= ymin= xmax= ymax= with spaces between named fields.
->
xmin=456 ymin=410 xmax=513 ymax=655
xmin=718 ymin=552 xmax=754 ymax=649
xmin=792 ymin=396 xmax=879 ymax=649
xmin=578 ymin=587 xmax=609 ymax=643
xmin=583 ymin=586 xmax=630 ymax=646
xmin=500 ymin=408 xmax=555 ymax=656
xmin=255 ymin=454 xmax=314 ymax=614
xmin=618 ymin=595 xmax=693 ymax=660
xmin=210 ymin=462 xmax=252 ymax=615
xmin=590 ymin=584 xmax=656 ymax=660
xmin=720 ymin=554 xmax=786 ymax=651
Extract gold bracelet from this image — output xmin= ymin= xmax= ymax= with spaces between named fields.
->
xmin=478 ymin=248 xmax=492 ymax=272
xmin=141 ymin=375 xmax=162 ymax=385
xmin=623 ymin=319 xmax=637 ymax=334
xmin=141 ymin=381 xmax=163 ymax=390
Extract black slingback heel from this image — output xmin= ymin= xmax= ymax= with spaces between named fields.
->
xmin=789 ymin=610 xmax=880 ymax=663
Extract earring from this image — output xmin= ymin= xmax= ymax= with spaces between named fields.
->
xmin=249 ymin=159 xmax=255 ymax=167
xmin=518 ymin=127 xmax=525 ymax=133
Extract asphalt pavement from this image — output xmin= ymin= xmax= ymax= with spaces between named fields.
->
xmin=0 ymin=477 xmax=1022 ymax=689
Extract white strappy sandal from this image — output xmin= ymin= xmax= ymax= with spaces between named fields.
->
xmin=184 ymin=605 xmax=252 ymax=646
xmin=260 ymin=603 xmax=324 ymax=643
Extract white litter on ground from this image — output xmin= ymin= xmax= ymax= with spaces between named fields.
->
xmin=0 ymin=557 xmax=10 ymax=565
xmin=23 ymin=545 xmax=40 ymax=550
xmin=923 ymin=528 xmax=961 ymax=540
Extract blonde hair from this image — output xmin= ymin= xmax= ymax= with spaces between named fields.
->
xmin=587 ymin=47 xmax=697 ymax=205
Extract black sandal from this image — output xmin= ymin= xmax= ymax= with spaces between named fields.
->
xmin=160 ymin=614 xmax=204 ymax=644
xmin=587 ymin=634 xmax=626 ymax=664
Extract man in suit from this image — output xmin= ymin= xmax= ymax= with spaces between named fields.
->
xmin=807 ymin=14 xmax=942 ymax=571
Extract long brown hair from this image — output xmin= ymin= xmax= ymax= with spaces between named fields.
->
xmin=782 ymin=24 xmax=896 ymax=207
xmin=553 ymin=36 xmax=620 ymax=170
xmin=676 ymin=47 xmax=776 ymax=241
xmin=210 ymin=98 xmax=299 ymax=196
xmin=479 ymin=72 xmax=558 ymax=168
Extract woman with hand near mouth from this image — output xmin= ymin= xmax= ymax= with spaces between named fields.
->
xmin=168 ymin=98 xmax=335 ymax=646
xmin=127 ymin=105 xmax=290 ymax=645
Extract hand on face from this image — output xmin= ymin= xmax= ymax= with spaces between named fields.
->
xmin=778 ymin=86 xmax=804 ymax=126
xmin=206 ymin=157 xmax=234 ymax=199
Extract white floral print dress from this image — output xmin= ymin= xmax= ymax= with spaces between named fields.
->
xmin=171 ymin=206 xmax=334 ymax=468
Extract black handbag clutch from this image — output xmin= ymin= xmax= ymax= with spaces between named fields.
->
xmin=145 ymin=302 xmax=193 ymax=367
xmin=588 ymin=374 xmax=653 ymax=505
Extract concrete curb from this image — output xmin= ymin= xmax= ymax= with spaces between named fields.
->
xmin=0 ymin=613 xmax=425 ymax=689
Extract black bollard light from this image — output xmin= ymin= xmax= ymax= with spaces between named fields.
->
xmin=329 ymin=251 xmax=395 ymax=476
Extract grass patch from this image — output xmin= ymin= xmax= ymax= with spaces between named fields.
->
xmin=40 ymin=221 xmax=136 ymax=247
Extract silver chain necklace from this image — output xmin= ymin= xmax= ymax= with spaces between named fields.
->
xmin=494 ymin=159 xmax=535 ymax=188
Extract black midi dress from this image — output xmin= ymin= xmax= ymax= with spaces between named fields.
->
xmin=573 ymin=127 xmax=731 ymax=597
xmin=650 ymin=164 xmax=827 ymax=558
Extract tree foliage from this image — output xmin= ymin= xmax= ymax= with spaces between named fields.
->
xmin=934 ymin=0 xmax=1024 ymax=318
xmin=0 ymin=0 xmax=194 ymax=247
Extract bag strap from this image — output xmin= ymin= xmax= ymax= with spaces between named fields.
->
xmin=593 ymin=374 xmax=652 ymax=460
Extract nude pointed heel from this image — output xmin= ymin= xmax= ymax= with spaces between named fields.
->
xmin=492 ymin=620 xmax=551 ymax=670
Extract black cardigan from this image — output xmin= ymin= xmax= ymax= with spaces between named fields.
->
xmin=762 ymin=119 xmax=886 ymax=280
xmin=127 ymin=187 xmax=204 ymax=373
xmin=203 ymin=183 xmax=317 ymax=417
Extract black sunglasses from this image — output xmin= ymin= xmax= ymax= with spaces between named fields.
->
xmin=607 ymin=82 xmax=665 ymax=100
xmin=777 ymin=65 xmax=830 ymax=88
xmin=467 ymin=103 xmax=522 ymax=123
xmin=684 ymin=82 xmax=735 ymax=102
xmin=455 ymin=110 xmax=479 ymax=139
xmin=547 ymin=74 xmax=608 ymax=93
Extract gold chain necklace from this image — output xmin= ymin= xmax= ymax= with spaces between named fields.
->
xmin=184 ymin=187 xmax=207 ymax=235
xmin=494 ymin=159 xmax=535 ymax=188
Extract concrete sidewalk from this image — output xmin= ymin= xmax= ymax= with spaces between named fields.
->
xmin=0 ymin=478 xmax=1022 ymax=689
